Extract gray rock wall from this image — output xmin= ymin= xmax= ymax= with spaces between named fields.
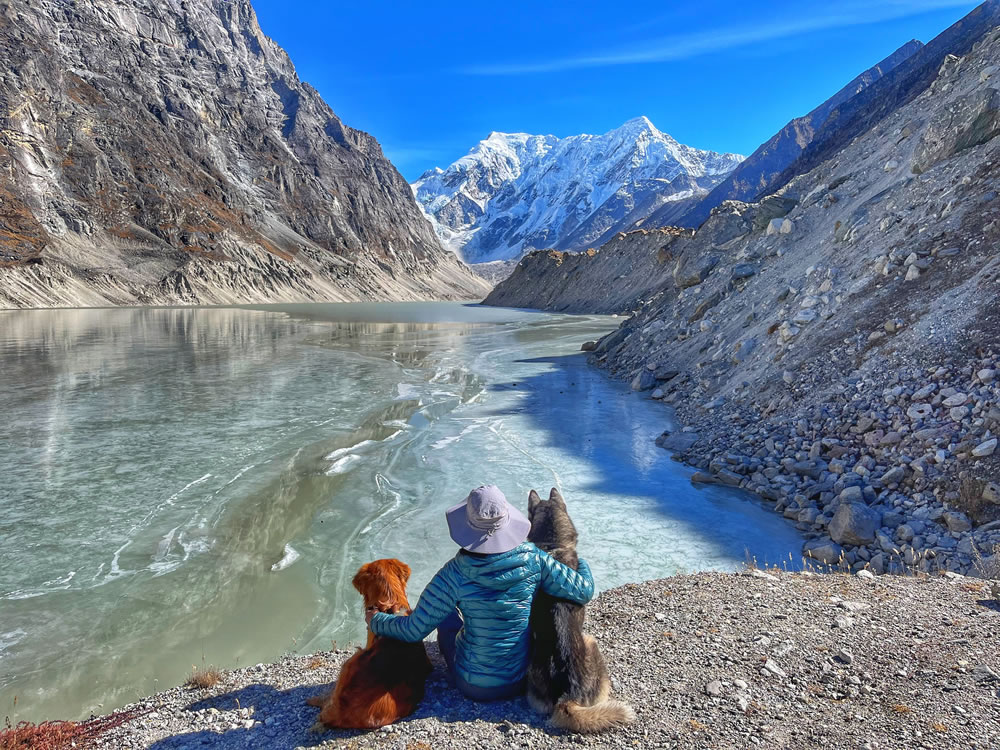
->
xmin=0 ymin=0 xmax=488 ymax=307
xmin=483 ymin=228 xmax=691 ymax=314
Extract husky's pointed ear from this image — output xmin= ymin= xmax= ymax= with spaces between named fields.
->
xmin=549 ymin=487 xmax=566 ymax=507
xmin=528 ymin=489 xmax=543 ymax=513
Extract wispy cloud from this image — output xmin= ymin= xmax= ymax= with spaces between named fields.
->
xmin=459 ymin=0 xmax=977 ymax=76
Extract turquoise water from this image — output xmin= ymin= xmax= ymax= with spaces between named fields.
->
xmin=0 ymin=302 xmax=802 ymax=723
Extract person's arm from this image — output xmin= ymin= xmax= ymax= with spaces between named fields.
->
xmin=538 ymin=550 xmax=595 ymax=604
xmin=368 ymin=563 xmax=458 ymax=642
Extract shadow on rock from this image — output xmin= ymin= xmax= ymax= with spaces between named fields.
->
xmin=148 ymin=647 xmax=554 ymax=749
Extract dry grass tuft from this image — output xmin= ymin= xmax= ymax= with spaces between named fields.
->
xmin=0 ymin=720 xmax=84 ymax=750
xmin=185 ymin=666 xmax=223 ymax=690
xmin=932 ymin=722 xmax=949 ymax=732
xmin=306 ymin=657 xmax=326 ymax=670
xmin=686 ymin=718 xmax=707 ymax=731
xmin=971 ymin=542 xmax=1000 ymax=581
xmin=0 ymin=707 xmax=150 ymax=749
xmin=892 ymin=704 xmax=912 ymax=714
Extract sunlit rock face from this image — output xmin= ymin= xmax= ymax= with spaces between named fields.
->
xmin=0 ymin=0 xmax=488 ymax=308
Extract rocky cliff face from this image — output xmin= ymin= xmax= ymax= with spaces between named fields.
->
xmin=412 ymin=117 xmax=742 ymax=263
xmin=483 ymin=228 xmax=690 ymax=314
xmin=674 ymin=40 xmax=923 ymax=229
xmin=489 ymin=5 xmax=1000 ymax=576
xmin=0 ymin=0 xmax=488 ymax=308
xmin=770 ymin=0 xmax=1000 ymax=197
xmin=598 ymin=21 xmax=1000 ymax=576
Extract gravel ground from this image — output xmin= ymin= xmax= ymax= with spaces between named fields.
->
xmin=91 ymin=570 xmax=1000 ymax=750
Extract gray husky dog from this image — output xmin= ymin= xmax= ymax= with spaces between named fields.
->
xmin=526 ymin=488 xmax=635 ymax=732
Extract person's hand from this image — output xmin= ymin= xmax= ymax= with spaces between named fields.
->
xmin=364 ymin=606 xmax=378 ymax=627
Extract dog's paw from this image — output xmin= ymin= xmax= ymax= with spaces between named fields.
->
xmin=308 ymin=720 xmax=329 ymax=734
xmin=305 ymin=694 xmax=326 ymax=708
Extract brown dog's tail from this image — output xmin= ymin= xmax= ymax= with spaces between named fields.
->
xmin=551 ymin=698 xmax=636 ymax=733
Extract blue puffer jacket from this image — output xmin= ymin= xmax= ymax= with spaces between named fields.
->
xmin=370 ymin=542 xmax=594 ymax=688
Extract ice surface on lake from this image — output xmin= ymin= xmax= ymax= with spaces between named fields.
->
xmin=0 ymin=302 xmax=801 ymax=723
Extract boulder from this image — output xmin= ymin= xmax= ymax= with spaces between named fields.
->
xmin=829 ymin=503 xmax=881 ymax=546
xmin=594 ymin=327 xmax=627 ymax=354
xmin=581 ymin=340 xmax=597 ymax=352
xmin=943 ymin=511 xmax=972 ymax=533
xmin=631 ymin=370 xmax=657 ymax=391
xmin=838 ymin=486 xmax=864 ymax=504
xmin=896 ymin=524 xmax=916 ymax=543
xmin=653 ymin=366 xmax=680 ymax=381
xmin=689 ymin=291 xmax=723 ymax=322
xmin=674 ymin=254 xmax=720 ymax=288
xmin=778 ymin=322 xmax=800 ymax=342
xmin=972 ymin=438 xmax=997 ymax=458
xmin=691 ymin=471 xmax=720 ymax=485
xmin=880 ymin=466 xmax=906 ymax=485
xmin=803 ymin=538 xmax=845 ymax=565
xmin=766 ymin=218 xmax=793 ymax=236
xmin=798 ymin=507 xmax=821 ymax=524
xmin=656 ymin=432 xmax=699 ymax=452
xmin=907 ymin=403 xmax=933 ymax=420
xmin=792 ymin=461 xmax=824 ymax=480
xmin=731 ymin=263 xmax=757 ymax=281
xmin=716 ymin=469 xmax=744 ymax=487
xmin=792 ymin=308 xmax=817 ymax=325
xmin=752 ymin=195 xmax=798 ymax=230
xmin=983 ymin=482 xmax=1000 ymax=505
xmin=913 ymin=86 xmax=1000 ymax=174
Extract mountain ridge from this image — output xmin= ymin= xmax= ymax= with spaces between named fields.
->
xmin=673 ymin=38 xmax=924 ymax=229
xmin=412 ymin=117 xmax=743 ymax=263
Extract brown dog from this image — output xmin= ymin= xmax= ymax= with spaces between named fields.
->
xmin=306 ymin=559 xmax=432 ymax=729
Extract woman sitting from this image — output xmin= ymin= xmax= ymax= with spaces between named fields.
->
xmin=366 ymin=485 xmax=594 ymax=701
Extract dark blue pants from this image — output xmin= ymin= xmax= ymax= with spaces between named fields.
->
xmin=436 ymin=609 xmax=524 ymax=702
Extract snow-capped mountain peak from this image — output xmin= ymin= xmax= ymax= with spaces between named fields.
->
xmin=412 ymin=117 xmax=743 ymax=263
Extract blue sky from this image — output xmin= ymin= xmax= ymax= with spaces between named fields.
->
xmin=251 ymin=0 xmax=979 ymax=181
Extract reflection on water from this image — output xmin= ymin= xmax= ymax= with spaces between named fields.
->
xmin=0 ymin=302 xmax=803 ymax=723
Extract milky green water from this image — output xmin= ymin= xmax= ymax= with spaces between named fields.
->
xmin=0 ymin=302 xmax=802 ymax=723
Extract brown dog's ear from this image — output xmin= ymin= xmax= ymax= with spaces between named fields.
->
xmin=351 ymin=564 xmax=372 ymax=596
xmin=528 ymin=489 xmax=543 ymax=515
xmin=386 ymin=558 xmax=411 ymax=585
xmin=549 ymin=487 xmax=566 ymax=507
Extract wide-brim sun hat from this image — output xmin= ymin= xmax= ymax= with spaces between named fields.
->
xmin=446 ymin=484 xmax=530 ymax=554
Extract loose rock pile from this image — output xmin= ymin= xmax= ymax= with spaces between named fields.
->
xmin=653 ymin=351 xmax=1000 ymax=578
xmin=577 ymin=27 xmax=1000 ymax=581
